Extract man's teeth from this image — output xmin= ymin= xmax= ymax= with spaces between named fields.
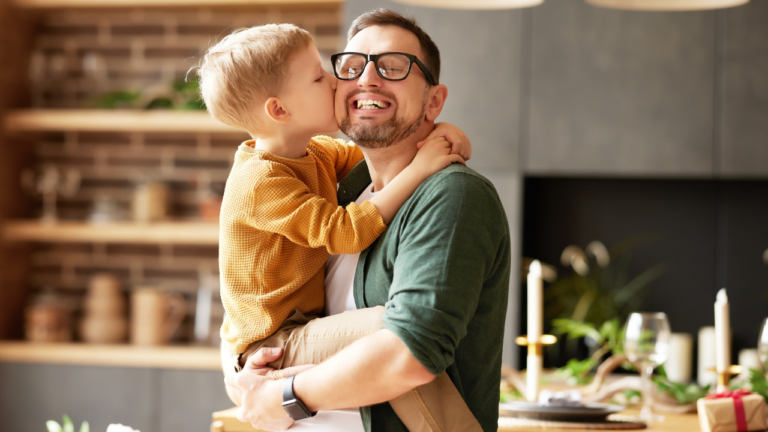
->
xmin=355 ymin=100 xmax=390 ymax=110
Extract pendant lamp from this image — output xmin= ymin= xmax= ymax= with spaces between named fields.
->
xmin=390 ymin=0 xmax=544 ymax=9
xmin=585 ymin=0 xmax=749 ymax=11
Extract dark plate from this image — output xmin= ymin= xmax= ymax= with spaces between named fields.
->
xmin=499 ymin=402 xmax=625 ymax=422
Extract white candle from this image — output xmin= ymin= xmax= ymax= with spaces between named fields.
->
xmin=527 ymin=261 xmax=543 ymax=343
xmin=738 ymin=348 xmax=763 ymax=379
xmin=666 ymin=333 xmax=693 ymax=383
xmin=714 ymin=288 xmax=731 ymax=391
xmin=526 ymin=260 xmax=543 ymax=402
xmin=698 ymin=326 xmax=717 ymax=387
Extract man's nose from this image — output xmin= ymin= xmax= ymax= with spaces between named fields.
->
xmin=357 ymin=61 xmax=382 ymax=87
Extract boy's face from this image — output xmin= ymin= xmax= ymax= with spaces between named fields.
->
xmin=278 ymin=44 xmax=339 ymax=135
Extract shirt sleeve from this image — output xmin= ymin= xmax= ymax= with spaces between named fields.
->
xmin=249 ymin=165 xmax=386 ymax=255
xmin=312 ymin=136 xmax=365 ymax=181
xmin=380 ymin=173 xmax=510 ymax=375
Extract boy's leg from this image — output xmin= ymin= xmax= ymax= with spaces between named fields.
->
xmin=390 ymin=374 xmax=483 ymax=432
xmin=252 ymin=307 xmax=481 ymax=432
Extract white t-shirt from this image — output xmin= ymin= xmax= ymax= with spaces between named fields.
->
xmin=289 ymin=183 xmax=376 ymax=431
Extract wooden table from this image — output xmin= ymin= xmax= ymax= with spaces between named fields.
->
xmin=498 ymin=409 xmax=700 ymax=431
xmin=213 ymin=407 xmax=702 ymax=432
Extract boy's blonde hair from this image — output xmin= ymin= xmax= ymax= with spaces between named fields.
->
xmin=195 ymin=24 xmax=314 ymax=132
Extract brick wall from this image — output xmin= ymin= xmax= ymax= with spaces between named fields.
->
xmin=20 ymin=5 xmax=343 ymax=343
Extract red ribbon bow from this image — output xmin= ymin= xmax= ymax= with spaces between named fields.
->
xmin=706 ymin=388 xmax=752 ymax=432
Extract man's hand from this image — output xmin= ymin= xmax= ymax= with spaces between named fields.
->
xmin=417 ymin=122 xmax=472 ymax=161
xmin=224 ymin=347 xmax=315 ymax=432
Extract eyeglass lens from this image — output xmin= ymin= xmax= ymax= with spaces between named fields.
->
xmin=334 ymin=54 xmax=411 ymax=80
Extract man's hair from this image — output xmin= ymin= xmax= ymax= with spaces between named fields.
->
xmin=348 ymin=9 xmax=441 ymax=85
xmin=194 ymin=24 xmax=313 ymax=132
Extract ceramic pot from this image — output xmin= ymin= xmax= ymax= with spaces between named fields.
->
xmin=80 ymin=315 xmax=128 ymax=344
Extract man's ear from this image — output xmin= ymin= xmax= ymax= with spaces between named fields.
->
xmin=424 ymin=84 xmax=448 ymax=122
xmin=263 ymin=97 xmax=291 ymax=124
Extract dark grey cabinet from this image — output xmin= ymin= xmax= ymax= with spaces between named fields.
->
xmin=720 ymin=0 xmax=768 ymax=177
xmin=0 ymin=363 xmax=232 ymax=432
xmin=526 ymin=0 xmax=717 ymax=176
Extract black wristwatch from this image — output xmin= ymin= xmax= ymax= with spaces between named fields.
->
xmin=282 ymin=375 xmax=316 ymax=420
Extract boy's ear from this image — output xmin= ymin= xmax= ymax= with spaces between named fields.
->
xmin=424 ymin=84 xmax=447 ymax=122
xmin=263 ymin=97 xmax=291 ymax=124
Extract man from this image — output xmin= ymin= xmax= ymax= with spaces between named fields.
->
xmin=226 ymin=9 xmax=511 ymax=432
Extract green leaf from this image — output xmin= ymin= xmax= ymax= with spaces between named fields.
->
xmin=79 ymin=421 xmax=89 ymax=432
xmin=613 ymin=263 xmax=666 ymax=305
xmin=46 ymin=421 xmax=62 ymax=432
xmin=145 ymin=97 xmax=174 ymax=110
xmin=500 ymin=388 xmax=522 ymax=402
xmin=747 ymin=368 xmax=768 ymax=403
xmin=551 ymin=319 xmax=602 ymax=344
xmin=653 ymin=376 xmax=709 ymax=404
xmin=598 ymin=318 xmax=620 ymax=346
xmin=62 ymin=415 xmax=75 ymax=432
xmin=554 ymin=358 xmax=597 ymax=385
xmin=622 ymin=389 xmax=641 ymax=400
xmin=95 ymin=91 xmax=141 ymax=109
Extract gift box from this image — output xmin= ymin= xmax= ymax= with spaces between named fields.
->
xmin=697 ymin=389 xmax=767 ymax=432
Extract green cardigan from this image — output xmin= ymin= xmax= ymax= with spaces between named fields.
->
xmin=337 ymin=161 xmax=511 ymax=432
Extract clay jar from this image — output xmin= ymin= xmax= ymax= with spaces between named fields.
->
xmin=79 ymin=273 xmax=128 ymax=344
xmin=130 ymin=287 xmax=186 ymax=346
xmin=26 ymin=304 xmax=71 ymax=343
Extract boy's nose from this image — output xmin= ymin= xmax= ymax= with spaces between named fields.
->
xmin=329 ymin=72 xmax=337 ymax=90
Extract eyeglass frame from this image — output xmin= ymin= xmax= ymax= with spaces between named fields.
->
xmin=330 ymin=52 xmax=437 ymax=86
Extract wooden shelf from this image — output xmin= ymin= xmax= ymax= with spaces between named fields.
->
xmin=0 ymin=341 xmax=222 ymax=370
xmin=10 ymin=0 xmax=341 ymax=9
xmin=4 ymin=109 xmax=243 ymax=134
xmin=3 ymin=220 xmax=219 ymax=245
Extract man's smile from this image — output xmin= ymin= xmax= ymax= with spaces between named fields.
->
xmin=349 ymin=93 xmax=396 ymax=116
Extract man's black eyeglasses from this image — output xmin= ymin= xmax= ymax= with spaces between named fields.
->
xmin=331 ymin=52 xmax=437 ymax=86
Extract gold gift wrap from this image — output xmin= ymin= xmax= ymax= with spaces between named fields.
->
xmin=697 ymin=393 xmax=767 ymax=432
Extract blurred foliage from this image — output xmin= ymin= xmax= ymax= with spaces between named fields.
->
xmin=653 ymin=365 xmax=710 ymax=405
xmin=94 ymin=91 xmax=141 ymax=109
xmin=94 ymin=80 xmax=206 ymax=111
xmin=500 ymin=388 xmax=523 ymax=403
xmin=46 ymin=414 xmax=88 ymax=432
xmin=545 ymin=236 xmax=667 ymax=327
xmin=551 ymin=318 xmax=627 ymax=385
xmin=747 ymin=368 xmax=768 ymax=403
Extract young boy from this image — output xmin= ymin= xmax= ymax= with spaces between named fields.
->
xmin=197 ymin=24 xmax=482 ymax=432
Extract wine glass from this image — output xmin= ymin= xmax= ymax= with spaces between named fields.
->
xmin=623 ymin=312 xmax=671 ymax=423
xmin=758 ymin=318 xmax=768 ymax=371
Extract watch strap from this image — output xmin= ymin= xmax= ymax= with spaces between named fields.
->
xmin=282 ymin=375 xmax=316 ymax=420
xmin=282 ymin=375 xmax=295 ymax=401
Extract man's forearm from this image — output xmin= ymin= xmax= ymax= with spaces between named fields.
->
xmin=293 ymin=329 xmax=436 ymax=411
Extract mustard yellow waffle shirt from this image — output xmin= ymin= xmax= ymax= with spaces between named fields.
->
xmin=219 ymin=136 xmax=386 ymax=354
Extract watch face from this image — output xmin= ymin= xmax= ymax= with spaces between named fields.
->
xmin=282 ymin=400 xmax=312 ymax=420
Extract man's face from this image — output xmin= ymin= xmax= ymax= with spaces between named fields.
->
xmin=335 ymin=25 xmax=432 ymax=149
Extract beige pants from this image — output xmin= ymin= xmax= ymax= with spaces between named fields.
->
xmin=223 ymin=306 xmax=482 ymax=432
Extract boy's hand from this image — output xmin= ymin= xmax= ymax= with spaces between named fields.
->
xmin=416 ymin=122 xmax=472 ymax=161
xmin=410 ymin=137 xmax=466 ymax=179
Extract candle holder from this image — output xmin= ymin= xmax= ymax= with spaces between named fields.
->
xmin=708 ymin=365 xmax=742 ymax=390
xmin=516 ymin=334 xmax=557 ymax=402
xmin=515 ymin=334 xmax=558 ymax=354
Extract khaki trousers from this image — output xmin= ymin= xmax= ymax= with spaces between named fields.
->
xmin=230 ymin=307 xmax=482 ymax=432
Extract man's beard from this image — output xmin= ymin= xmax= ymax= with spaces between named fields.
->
xmin=339 ymin=88 xmax=428 ymax=149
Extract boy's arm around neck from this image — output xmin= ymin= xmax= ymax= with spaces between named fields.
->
xmin=243 ymin=163 xmax=385 ymax=254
